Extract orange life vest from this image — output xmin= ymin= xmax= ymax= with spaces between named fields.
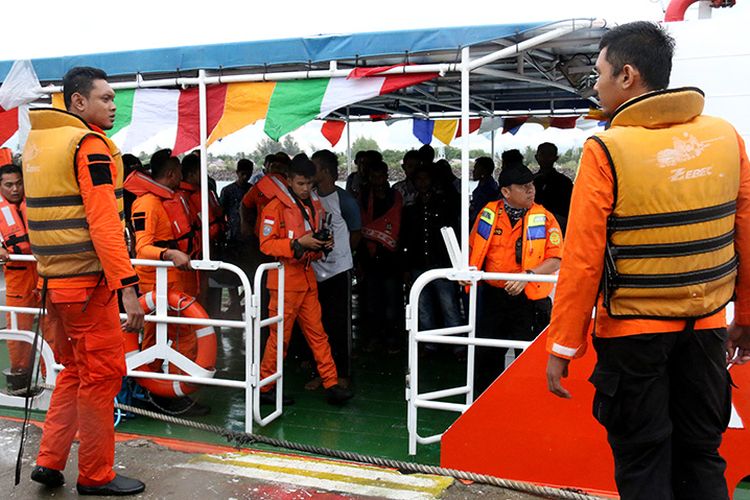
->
xmin=176 ymin=181 xmax=224 ymax=245
xmin=0 ymin=148 xmax=12 ymax=166
xmin=469 ymin=201 xmax=556 ymax=300
xmin=595 ymin=88 xmax=740 ymax=318
xmin=361 ymin=189 xmax=402 ymax=252
xmin=0 ymin=196 xmax=30 ymax=255
xmin=124 ymin=171 xmax=196 ymax=255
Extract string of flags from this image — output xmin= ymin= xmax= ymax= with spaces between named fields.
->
xmin=320 ymin=112 xmax=608 ymax=147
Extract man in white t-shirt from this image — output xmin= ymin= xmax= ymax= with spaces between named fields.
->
xmin=311 ymin=150 xmax=362 ymax=379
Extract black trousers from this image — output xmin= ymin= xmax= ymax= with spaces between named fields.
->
xmin=591 ymin=326 xmax=732 ymax=500
xmin=474 ymin=284 xmax=551 ymax=396
xmin=317 ymin=270 xmax=352 ymax=378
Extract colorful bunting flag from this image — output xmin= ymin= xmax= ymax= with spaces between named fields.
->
xmin=0 ymin=107 xmax=18 ymax=146
xmin=264 ymin=67 xmax=438 ymax=141
xmin=321 ymin=120 xmax=346 ymax=147
xmin=503 ymin=116 xmax=529 ymax=135
xmin=122 ymin=89 xmax=180 ymax=153
xmin=208 ymin=82 xmax=275 ymax=146
xmin=173 ymin=85 xmax=227 ymax=155
xmin=455 ymin=118 xmax=482 ymax=138
xmin=550 ymin=116 xmax=579 ymax=129
xmin=478 ymin=117 xmax=503 ymax=134
xmin=413 ymin=119 xmax=434 ymax=145
xmin=433 ymin=119 xmax=458 ymax=145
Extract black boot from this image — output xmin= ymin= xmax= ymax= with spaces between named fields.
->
xmin=325 ymin=384 xmax=353 ymax=405
xmin=30 ymin=465 xmax=65 ymax=488
xmin=77 ymin=474 xmax=145 ymax=496
xmin=4 ymin=368 xmax=32 ymax=396
xmin=259 ymin=390 xmax=295 ymax=406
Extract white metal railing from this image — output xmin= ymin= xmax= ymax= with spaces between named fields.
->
xmin=0 ymin=255 xmax=289 ymax=434
xmin=406 ymin=266 xmax=558 ymax=455
xmin=251 ymin=262 xmax=285 ymax=426
xmin=126 ymin=259 xmax=258 ymax=432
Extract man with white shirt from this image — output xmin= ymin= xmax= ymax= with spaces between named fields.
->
xmin=311 ymin=150 xmax=361 ymax=379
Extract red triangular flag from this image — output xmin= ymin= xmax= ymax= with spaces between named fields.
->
xmin=321 ymin=120 xmax=346 ymax=147
xmin=0 ymin=107 xmax=19 ymax=146
xmin=550 ymin=116 xmax=579 ymax=129
xmin=503 ymin=116 xmax=529 ymax=134
xmin=455 ymin=118 xmax=482 ymax=138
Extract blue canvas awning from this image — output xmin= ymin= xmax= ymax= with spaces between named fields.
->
xmin=0 ymin=23 xmax=548 ymax=81
xmin=0 ymin=20 xmax=605 ymax=116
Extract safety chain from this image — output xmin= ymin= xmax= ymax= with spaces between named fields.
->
xmin=15 ymin=384 xmax=605 ymax=500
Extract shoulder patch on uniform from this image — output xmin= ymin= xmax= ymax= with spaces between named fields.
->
xmin=480 ymin=208 xmax=495 ymax=224
xmin=88 ymin=161 xmax=113 ymax=186
xmin=262 ymin=223 xmax=273 ymax=237
xmin=528 ymin=214 xmax=546 ymax=226
xmin=549 ymin=228 xmax=561 ymax=246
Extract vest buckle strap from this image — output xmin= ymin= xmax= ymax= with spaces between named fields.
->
xmin=608 ymin=200 xmax=736 ymax=232
xmin=611 ymin=255 xmax=738 ymax=289
xmin=26 ymin=194 xmax=84 ymax=208
xmin=27 ymin=217 xmax=89 ymax=231
xmin=30 ymin=240 xmax=95 ymax=256
xmin=610 ymin=229 xmax=735 ymax=260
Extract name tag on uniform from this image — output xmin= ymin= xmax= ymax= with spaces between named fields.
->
xmin=527 ymin=213 xmax=546 ymax=240
xmin=477 ymin=208 xmax=495 ymax=240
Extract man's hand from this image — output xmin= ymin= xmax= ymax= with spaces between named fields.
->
xmin=297 ymin=232 xmax=326 ymax=251
xmin=120 ymin=286 xmax=145 ymax=332
xmin=504 ymin=280 xmax=525 ymax=296
xmin=546 ymin=354 xmax=572 ymax=399
xmin=164 ymin=249 xmax=192 ymax=270
xmin=0 ymin=247 xmax=9 ymax=263
xmin=322 ymin=236 xmax=334 ymax=251
xmin=727 ymin=321 xmax=750 ymax=365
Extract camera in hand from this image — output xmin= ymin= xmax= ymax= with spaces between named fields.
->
xmin=313 ymin=214 xmax=333 ymax=255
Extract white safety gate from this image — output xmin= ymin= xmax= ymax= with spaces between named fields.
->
xmin=0 ymin=255 xmax=287 ymax=434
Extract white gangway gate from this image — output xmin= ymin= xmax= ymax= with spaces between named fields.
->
xmin=0 ymin=254 xmax=287 ymax=433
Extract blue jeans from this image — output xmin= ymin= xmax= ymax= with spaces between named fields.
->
xmin=411 ymin=269 xmax=462 ymax=332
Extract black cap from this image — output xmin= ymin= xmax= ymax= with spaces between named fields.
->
xmin=498 ymin=164 xmax=534 ymax=188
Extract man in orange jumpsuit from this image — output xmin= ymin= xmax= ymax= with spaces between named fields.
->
xmin=465 ymin=163 xmax=562 ymax=397
xmin=546 ymin=23 xmax=750 ymax=499
xmin=258 ymin=154 xmax=353 ymax=405
xmin=24 ymin=67 xmax=145 ymax=495
xmin=125 ymin=151 xmax=207 ymax=415
xmin=0 ymin=163 xmax=46 ymax=392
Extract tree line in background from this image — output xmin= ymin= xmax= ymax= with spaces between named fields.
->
xmin=134 ymin=136 xmax=581 ymax=182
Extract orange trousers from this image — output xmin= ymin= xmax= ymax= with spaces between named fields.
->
xmin=260 ymin=288 xmax=338 ymax=391
xmin=6 ymin=292 xmax=39 ymax=372
xmin=36 ymin=284 xmax=126 ymax=487
xmin=5 ymin=291 xmax=54 ymax=375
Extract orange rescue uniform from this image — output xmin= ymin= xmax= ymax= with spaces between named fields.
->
xmin=468 ymin=201 xmax=562 ymax=297
xmin=546 ymin=133 xmax=750 ymax=359
xmin=129 ymin=178 xmax=198 ymax=365
xmin=31 ymin=128 xmax=139 ymax=487
xmin=0 ymin=198 xmax=41 ymax=371
xmin=258 ymin=193 xmax=338 ymax=391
